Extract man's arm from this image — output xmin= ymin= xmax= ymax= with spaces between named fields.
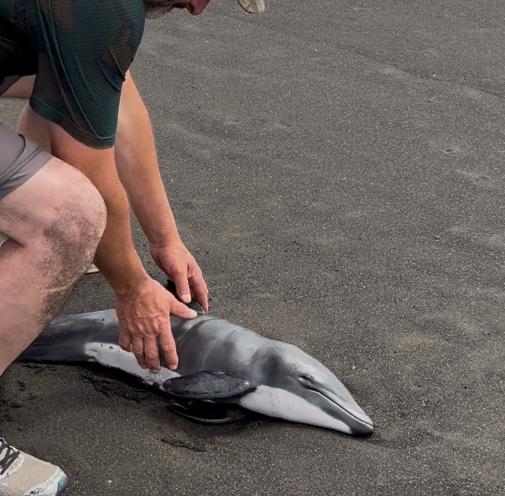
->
xmin=6 ymin=74 xmax=208 ymax=309
xmin=115 ymin=72 xmax=178 ymax=249
xmin=114 ymin=72 xmax=208 ymax=310
xmin=46 ymin=123 xmax=197 ymax=372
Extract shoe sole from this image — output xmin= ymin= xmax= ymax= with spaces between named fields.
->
xmin=56 ymin=473 xmax=68 ymax=496
xmin=31 ymin=469 xmax=68 ymax=496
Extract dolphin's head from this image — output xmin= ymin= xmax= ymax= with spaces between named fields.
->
xmin=241 ymin=342 xmax=374 ymax=436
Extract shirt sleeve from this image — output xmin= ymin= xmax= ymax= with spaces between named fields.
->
xmin=29 ymin=0 xmax=145 ymax=149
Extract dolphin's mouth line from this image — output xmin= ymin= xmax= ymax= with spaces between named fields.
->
xmin=304 ymin=386 xmax=373 ymax=427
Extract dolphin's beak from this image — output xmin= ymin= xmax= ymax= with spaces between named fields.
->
xmin=312 ymin=386 xmax=375 ymax=436
xmin=336 ymin=401 xmax=374 ymax=436
xmin=328 ymin=398 xmax=374 ymax=436
xmin=237 ymin=0 xmax=268 ymax=13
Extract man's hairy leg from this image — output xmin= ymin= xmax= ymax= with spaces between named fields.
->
xmin=0 ymin=158 xmax=106 ymax=374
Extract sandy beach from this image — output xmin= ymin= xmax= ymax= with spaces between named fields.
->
xmin=1 ymin=1 xmax=504 ymax=494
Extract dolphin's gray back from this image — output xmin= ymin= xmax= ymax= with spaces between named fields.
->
xmin=20 ymin=310 xmax=271 ymax=378
xmin=173 ymin=317 xmax=271 ymax=380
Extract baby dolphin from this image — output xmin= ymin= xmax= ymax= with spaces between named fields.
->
xmin=19 ymin=307 xmax=374 ymax=436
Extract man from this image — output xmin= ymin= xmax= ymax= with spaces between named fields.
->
xmin=0 ymin=0 xmax=266 ymax=494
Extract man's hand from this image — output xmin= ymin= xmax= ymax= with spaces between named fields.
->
xmin=150 ymin=239 xmax=209 ymax=311
xmin=116 ymin=277 xmax=197 ymax=372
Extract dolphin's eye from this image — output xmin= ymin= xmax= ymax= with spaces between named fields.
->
xmin=299 ymin=374 xmax=314 ymax=384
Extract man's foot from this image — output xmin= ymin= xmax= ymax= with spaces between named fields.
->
xmin=0 ymin=439 xmax=67 ymax=496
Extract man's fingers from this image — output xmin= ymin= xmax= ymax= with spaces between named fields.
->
xmin=132 ymin=337 xmax=146 ymax=369
xmin=144 ymin=336 xmax=161 ymax=373
xmin=119 ymin=332 xmax=131 ymax=352
xmin=190 ymin=273 xmax=209 ymax=312
xmin=173 ymin=269 xmax=191 ymax=304
xmin=159 ymin=328 xmax=178 ymax=370
xmin=169 ymin=295 xmax=198 ymax=319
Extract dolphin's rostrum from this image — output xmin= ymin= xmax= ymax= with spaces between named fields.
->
xmin=20 ymin=305 xmax=374 ymax=436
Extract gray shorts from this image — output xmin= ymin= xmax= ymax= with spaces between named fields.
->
xmin=0 ymin=124 xmax=52 ymax=246
xmin=0 ymin=124 xmax=51 ymax=199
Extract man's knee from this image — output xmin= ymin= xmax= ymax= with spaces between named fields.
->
xmin=0 ymin=155 xmax=106 ymax=282
xmin=18 ymin=159 xmax=109 ymax=284
xmin=43 ymin=170 xmax=106 ymax=275
xmin=35 ymin=171 xmax=106 ymax=323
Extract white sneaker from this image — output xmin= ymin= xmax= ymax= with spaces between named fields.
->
xmin=0 ymin=439 xmax=67 ymax=496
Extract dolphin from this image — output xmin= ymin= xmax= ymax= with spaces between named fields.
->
xmin=19 ymin=303 xmax=374 ymax=436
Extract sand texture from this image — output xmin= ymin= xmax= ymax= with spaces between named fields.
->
xmin=1 ymin=1 xmax=504 ymax=494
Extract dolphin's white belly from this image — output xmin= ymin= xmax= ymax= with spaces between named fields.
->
xmin=238 ymin=386 xmax=352 ymax=434
xmin=84 ymin=343 xmax=179 ymax=387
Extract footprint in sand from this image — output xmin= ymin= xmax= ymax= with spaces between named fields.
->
xmin=455 ymin=169 xmax=499 ymax=190
xmin=448 ymin=226 xmax=505 ymax=251
xmin=428 ymin=138 xmax=466 ymax=156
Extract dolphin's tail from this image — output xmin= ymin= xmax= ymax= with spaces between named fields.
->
xmin=18 ymin=310 xmax=118 ymax=363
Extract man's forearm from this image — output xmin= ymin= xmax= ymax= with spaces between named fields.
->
xmin=114 ymin=72 xmax=180 ymax=248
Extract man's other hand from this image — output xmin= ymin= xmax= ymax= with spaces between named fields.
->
xmin=150 ymin=239 xmax=209 ymax=312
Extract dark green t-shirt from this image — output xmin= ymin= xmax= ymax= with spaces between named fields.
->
xmin=0 ymin=0 xmax=145 ymax=148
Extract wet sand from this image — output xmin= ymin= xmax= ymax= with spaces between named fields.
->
xmin=1 ymin=1 xmax=504 ymax=494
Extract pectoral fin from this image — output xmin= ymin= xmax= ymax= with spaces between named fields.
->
xmin=162 ymin=371 xmax=256 ymax=400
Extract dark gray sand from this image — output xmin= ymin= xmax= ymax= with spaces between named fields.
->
xmin=1 ymin=1 xmax=505 ymax=494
